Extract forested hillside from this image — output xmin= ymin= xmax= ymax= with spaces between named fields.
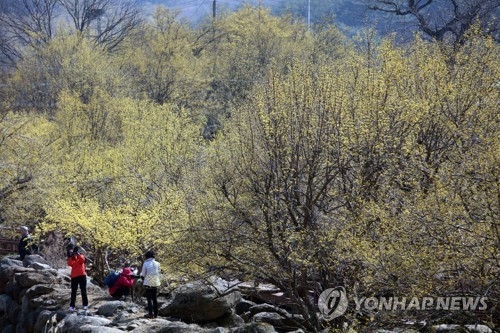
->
xmin=0 ymin=0 xmax=498 ymax=331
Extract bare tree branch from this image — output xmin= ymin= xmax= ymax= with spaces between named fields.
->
xmin=368 ymin=0 xmax=500 ymax=44
xmin=0 ymin=0 xmax=58 ymax=65
xmin=57 ymin=0 xmax=143 ymax=51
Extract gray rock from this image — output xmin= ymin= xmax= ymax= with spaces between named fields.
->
xmin=14 ymin=271 xmax=56 ymax=288
xmin=249 ymin=304 xmax=283 ymax=316
xmin=57 ymin=267 xmax=72 ymax=277
xmin=130 ymin=318 xmax=206 ymax=333
xmin=465 ymin=325 xmax=492 ymax=333
xmin=210 ymin=328 xmax=229 ymax=333
xmin=97 ymin=301 xmax=126 ymax=317
xmin=47 ymin=287 xmax=73 ymax=309
xmin=0 ymin=294 xmax=13 ymax=315
xmin=240 ymin=312 xmax=251 ymax=323
xmin=34 ymin=310 xmax=56 ymax=333
xmin=0 ymin=258 xmax=23 ymax=269
xmin=29 ymin=262 xmax=53 ymax=271
xmin=22 ymin=255 xmax=50 ymax=268
xmin=59 ymin=314 xmax=112 ymax=332
xmin=24 ymin=284 xmax=55 ymax=299
xmin=251 ymin=312 xmax=284 ymax=327
xmin=127 ymin=306 xmax=139 ymax=314
xmin=234 ymin=322 xmax=278 ymax=333
xmin=79 ymin=325 xmax=126 ymax=332
xmin=432 ymin=324 xmax=462 ymax=332
xmin=126 ymin=323 xmax=140 ymax=331
xmin=86 ymin=277 xmax=106 ymax=294
xmin=4 ymin=280 xmax=22 ymax=302
xmin=252 ymin=311 xmax=303 ymax=331
xmin=159 ymin=280 xmax=241 ymax=323
xmin=114 ymin=312 xmax=130 ymax=322
xmin=217 ymin=312 xmax=245 ymax=327
xmin=235 ymin=300 xmax=256 ymax=315
xmin=0 ymin=263 xmax=32 ymax=294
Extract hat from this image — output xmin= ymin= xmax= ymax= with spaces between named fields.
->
xmin=20 ymin=226 xmax=28 ymax=232
xmin=122 ymin=267 xmax=133 ymax=276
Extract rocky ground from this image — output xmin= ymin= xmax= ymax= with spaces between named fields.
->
xmin=0 ymin=255 xmax=495 ymax=333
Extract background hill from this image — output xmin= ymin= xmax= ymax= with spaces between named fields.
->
xmin=138 ymin=0 xmax=396 ymax=37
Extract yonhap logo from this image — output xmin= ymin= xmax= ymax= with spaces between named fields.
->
xmin=318 ymin=286 xmax=489 ymax=321
xmin=318 ymin=286 xmax=348 ymax=320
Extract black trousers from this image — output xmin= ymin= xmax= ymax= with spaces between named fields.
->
xmin=70 ymin=275 xmax=88 ymax=307
xmin=144 ymin=286 xmax=158 ymax=316
xmin=111 ymin=287 xmax=131 ymax=299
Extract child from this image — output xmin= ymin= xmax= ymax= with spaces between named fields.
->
xmin=67 ymin=246 xmax=88 ymax=312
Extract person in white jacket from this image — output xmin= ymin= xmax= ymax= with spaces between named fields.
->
xmin=141 ymin=250 xmax=161 ymax=318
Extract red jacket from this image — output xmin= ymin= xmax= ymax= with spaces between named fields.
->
xmin=67 ymin=254 xmax=86 ymax=278
xmin=109 ymin=273 xmax=135 ymax=295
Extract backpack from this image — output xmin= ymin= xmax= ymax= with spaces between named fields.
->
xmin=103 ymin=271 xmax=120 ymax=288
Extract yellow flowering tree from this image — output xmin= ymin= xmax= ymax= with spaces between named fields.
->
xmin=185 ymin=31 xmax=499 ymax=330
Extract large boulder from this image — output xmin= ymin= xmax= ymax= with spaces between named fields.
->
xmin=24 ymin=284 xmax=56 ymax=299
xmin=15 ymin=271 xmax=57 ymax=288
xmin=97 ymin=301 xmax=126 ymax=317
xmin=46 ymin=287 xmax=73 ymax=309
xmin=0 ymin=259 xmax=31 ymax=293
xmin=23 ymin=255 xmax=50 ymax=268
xmin=0 ymin=258 xmax=23 ymax=269
xmin=57 ymin=314 xmax=112 ymax=333
xmin=29 ymin=262 xmax=53 ymax=271
xmin=159 ymin=279 xmax=241 ymax=323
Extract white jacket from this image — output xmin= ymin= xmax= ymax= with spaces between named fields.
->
xmin=141 ymin=258 xmax=161 ymax=287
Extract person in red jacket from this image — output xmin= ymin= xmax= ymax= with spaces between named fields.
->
xmin=67 ymin=246 xmax=88 ymax=312
xmin=109 ymin=267 xmax=135 ymax=299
